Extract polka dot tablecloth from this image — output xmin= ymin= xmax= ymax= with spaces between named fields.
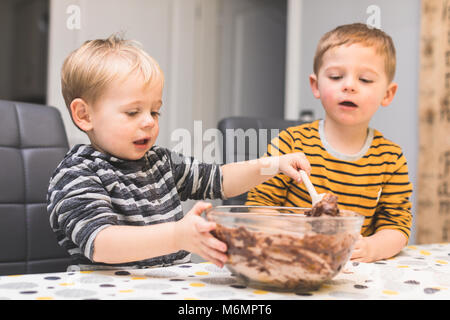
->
xmin=0 ymin=243 xmax=449 ymax=300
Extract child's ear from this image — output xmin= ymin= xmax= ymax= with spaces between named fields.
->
xmin=70 ymin=98 xmax=93 ymax=132
xmin=309 ymin=74 xmax=320 ymax=99
xmin=381 ymin=82 xmax=398 ymax=107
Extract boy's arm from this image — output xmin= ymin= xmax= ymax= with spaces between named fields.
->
xmin=93 ymin=202 xmax=228 ymax=266
xmin=221 ymin=152 xmax=310 ymax=199
xmin=92 ymin=223 xmax=177 ymax=264
xmin=221 ymin=127 xmax=308 ymax=199
xmin=352 ymin=152 xmax=413 ymax=262
xmin=167 ymin=146 xmax=309 ymax=201
xmin=351 ymin=229 xmax=408 ymax=262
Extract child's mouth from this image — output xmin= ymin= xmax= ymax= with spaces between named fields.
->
xmin=133 ymin=138 xmax=149 ymax=146
xmin=339 ymin=100 xmax=358 ymax=107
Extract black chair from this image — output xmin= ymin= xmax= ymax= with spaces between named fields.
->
xmin=218 ymin=116 xmax=305 ymax=205
xmin=0 ymin=100 xmax=72 ymax=275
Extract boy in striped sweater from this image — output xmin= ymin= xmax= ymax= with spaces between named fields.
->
xmin=246 ymin=23 xmax=413 ymax=262
xmin=47 ymin=35 xmax=311 ymax=270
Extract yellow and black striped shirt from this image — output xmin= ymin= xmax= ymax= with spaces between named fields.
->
xmin=246 ymin=120 xmax=413 ymax=239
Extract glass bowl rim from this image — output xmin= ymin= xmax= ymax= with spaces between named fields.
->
xmin=206 ymin=205 xmax=365 ymax=222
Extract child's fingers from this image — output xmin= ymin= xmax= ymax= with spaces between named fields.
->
xmin=283 ymin=166 xmax=303 ymax=184
xmin=199 ymin=245 xmax=228 ymax=266
xmin=195 ymin=219 xmax=216 ymax=233
xmin=188 ymin=201 xmax=212 ymax=217
xmin=293 ymin=152 xmax=311 ymax=174
xmin=350 ymin=248 xmax=361 ymax=260
xmin=201 ymin=233 xmax=227 ymax=252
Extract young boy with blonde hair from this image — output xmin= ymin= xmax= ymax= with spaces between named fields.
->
xmin=48 ymin=35 xmax=311 ymax=270
xmin=246 ymin=23 xmax=413 ymax=262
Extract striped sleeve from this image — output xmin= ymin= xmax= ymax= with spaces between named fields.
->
xmin=246 ymin=128 xmax=296 ymax=206
xmin=371 ymin=152 xmax=413 ymax=238
xmin=47 ymin=164 xmax=118 ymax=262
xmin=167 ymin=150 xmax=224 ymax=201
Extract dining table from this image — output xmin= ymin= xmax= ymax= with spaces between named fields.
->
xmin=0 ymin=242 xmax=449 ymax=301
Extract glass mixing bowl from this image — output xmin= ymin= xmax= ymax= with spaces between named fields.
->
xmin=205 ymin=205 xmax=364 ymax=292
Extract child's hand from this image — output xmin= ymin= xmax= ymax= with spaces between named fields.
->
xmin=277 ymin=152 xmax=311 ymax=183
xmin=175 ymin=202 xmax=228 ymax=268
xmin=350 ymin=235 xmax=377 ymax=263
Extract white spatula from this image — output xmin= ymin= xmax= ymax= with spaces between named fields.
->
xmin=299 ymin=170 xmax=325 ymax=206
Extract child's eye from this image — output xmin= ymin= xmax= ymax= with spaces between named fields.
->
xmin=126 ymin=111 xmax=139 ymax=116
xmin=329 ymin=75 xmax=342 ymax=80
xmin=360 ymin=78 xmax=373 ymax=83
xmin=151 ymin=111 xmax=161 ymax=118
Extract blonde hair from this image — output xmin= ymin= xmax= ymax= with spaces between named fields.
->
xmin=313 ymin=23 xmax=396 ymax=82
xmin=61 ymin=33 xmax=164 ymax=119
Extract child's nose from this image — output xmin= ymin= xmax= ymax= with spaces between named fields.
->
xmin=141 ymin=113 xmax=156 ymax=128
xmin=342 ymin=77 xmax=357 ymax=93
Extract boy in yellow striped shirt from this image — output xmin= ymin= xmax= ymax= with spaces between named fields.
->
xmin=246 ymin=23 xmax=413 ymax=263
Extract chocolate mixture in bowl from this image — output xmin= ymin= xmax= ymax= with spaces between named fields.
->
xmin=304 ymin=193 xmax=340 ymax=217
xmin=207 ymin=197 xmax=363 ymax=291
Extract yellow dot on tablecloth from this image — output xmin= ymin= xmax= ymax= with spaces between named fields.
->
xmin=184 ymin=297 xmax=199 ymax=300
xmin=6 ymin=275 xmax=22 ymax=277
xmin=59 ymin=282 xmax=75 ymax=286
xmin=397 ymin=265 xmax=409 ymax=268
xmin=195 ymin=271 xmax=209 ymax=276
xmin=190 ymin=283 xmax=205 ymax=287
xmin=131 ymin=277 xmax=147 ymax=280
xmin=36 ymin=297 xmax=54 ymax=300
xmin=436 ymin=260 xmax=448 ymax=264
xmin=382 ymin=290 xmax=398 ymax=295
xmin=406 ymin=245 xmax=417 ymax=250
xmin=119 ymin=289 xmax=134 ymax=293
xmin=420 ymin=250 xmax=431 ymax=256
xmin=80 ymin=271 xmax=93 ymax=274
xmin=252 ymin=290 xmax=269 ymax=295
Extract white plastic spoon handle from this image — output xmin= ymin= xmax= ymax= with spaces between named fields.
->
xmin=299 ymin=170 xmax=318 ymax=198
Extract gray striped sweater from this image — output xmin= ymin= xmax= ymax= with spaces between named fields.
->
xmin=47 ymin=144 xmax=224 ymax=269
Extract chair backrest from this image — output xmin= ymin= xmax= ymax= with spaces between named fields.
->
xmin=218 ymin=116 xmax=305 ymax=205
xmin=0 ymin=100 xmax=72 ymax=275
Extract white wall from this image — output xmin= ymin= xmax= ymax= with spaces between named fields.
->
xmin=217 ymin=0 xmax=287 ymax=121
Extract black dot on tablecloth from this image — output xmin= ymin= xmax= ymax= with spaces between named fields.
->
xmin=169 ymin=278 xmax=185 ymax=281
xmin=178 ymin=265 xmax=192 ymax=268
xmin=230 ymin=284 xmax=246 ymax=289
xmin=354 ymin=284 xmax=368 ymax=289
xmin=114 ymin=271 xmax=131 ymax=276
xmin=161 ymin=292 xmax=177 ymax=295
xmin=404 ymin=280 xmax=420 ymax=285
xmin=20 ymin=291 xmax=38 ymax=294
xmin=424 ymin=287 xmax=440 ymax=294
xmin=44 ymin=276 xmax=61 ymax=280
xmin=295 ymin=292 xmax=313 ymax=296
xmin=99 ymin=284 xmax=116 ymax=288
